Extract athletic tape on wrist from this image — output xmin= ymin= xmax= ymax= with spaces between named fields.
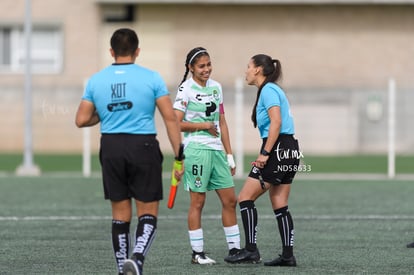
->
xmin=227 ymin=154 xmax=236 ymax=169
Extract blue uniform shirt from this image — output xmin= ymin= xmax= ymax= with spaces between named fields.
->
xmin=82 ymin=63 xmax=169 ymax=134
xmin=256 ymin=83 xmax=295 ymax=138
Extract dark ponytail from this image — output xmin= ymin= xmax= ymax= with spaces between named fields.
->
xmin=179 ymin=47 xmax=209 ymax=86
xmin=180 ymin=67 xmax=190 ymax=86
xmin=250 ymin=55 xmax=282 ymax=128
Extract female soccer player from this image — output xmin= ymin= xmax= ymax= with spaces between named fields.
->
xmin=225 ymin=54 xmax=300 ymax=267
xmin=173 ymin=47 xmax=241 ymax=265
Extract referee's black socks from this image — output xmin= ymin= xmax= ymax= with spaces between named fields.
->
xmin=274 ymin=206 xmax=294 ymax=258
xmin=131 ymin=214 xmax=157 ymax=264
xmin=239 ymin=200 xmax=258 ymax=252
xmin=111 ymin=220 xmax=130 ymax=274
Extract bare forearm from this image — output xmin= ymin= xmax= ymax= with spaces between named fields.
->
xmin=264 ymin=121 xmax=280 ymax=152
xmin=180 ymin=121 xmax=211 ymax=132
xmin=83 ymin=113 xmax=100 ymax=127
xmin=75 ymin=112 xmax=100 ymax=128
xmin=220 ymin=121 xmax=232 ymax=154
xmin=263 ymin=106 xmax=281 ymax=152
xmin=165 ymin=118 xmax=183 ymax=157
xmin=75 ymin=100 xmax=100 ymax=128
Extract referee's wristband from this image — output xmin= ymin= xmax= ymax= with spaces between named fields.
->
xmin=175 ymin=144 xmax=185 ymax=161
xmin=260 ymin=149 xmax=270 ymax=156
xmin=175 ymin=154 xmax=185 ymax=161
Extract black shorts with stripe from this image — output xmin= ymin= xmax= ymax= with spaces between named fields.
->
xmin=99 ymin=134 xmax=163 ymax=202
xmin=249 ymin=134 xmax=300 ymax=185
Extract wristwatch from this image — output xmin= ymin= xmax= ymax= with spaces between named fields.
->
xmin=260 ymin=149 xmax=270 ymax=156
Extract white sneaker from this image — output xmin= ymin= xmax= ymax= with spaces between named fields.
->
xmin=191 ymin=252 xmax=216 ymax=265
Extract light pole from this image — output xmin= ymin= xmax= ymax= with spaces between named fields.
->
xmin=16 ymin=0 xmax=40 ymax=176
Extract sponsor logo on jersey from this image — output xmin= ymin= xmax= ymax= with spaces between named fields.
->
xmin=107 ymin=101 xmax=133 ymax=112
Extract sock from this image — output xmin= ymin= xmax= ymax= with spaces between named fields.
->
xmin=223 ymin=224 xmax=241 ymax=250
xmin=274 ymin=206 xmax=294 ymax=258
xmin=239 ymin=200 xmax=258 ymax=252
xmin=111 ymin=220 xmax=130 ymax=274
xmin=188 ymin=228 xmax=204 ymax=253
xmin=132 ymin=214 xmax=157 ymax=265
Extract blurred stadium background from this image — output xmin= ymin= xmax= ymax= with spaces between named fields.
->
xmin=0 ymin=0 xmax=413 ymax=172
xmin=1 ymin=2 xmax=413 ymax=274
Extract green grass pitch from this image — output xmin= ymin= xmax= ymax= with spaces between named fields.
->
xmin=1 ymin=153 xmax=414 ymax=174
xmin=0 ymin=174 xmax=413 ymax=274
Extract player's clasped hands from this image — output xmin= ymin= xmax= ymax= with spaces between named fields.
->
xmin=206 ymin=122 xmax=219 ymax=137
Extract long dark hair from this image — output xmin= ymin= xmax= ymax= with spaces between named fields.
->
xmin=179 ymin=47 xmax=210 ymax=86
xmin=250 ymin=54 xmax=282 ymax=128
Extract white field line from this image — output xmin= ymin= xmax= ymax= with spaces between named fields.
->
xmin=1 ymin=214 xmax=414 ymax=221
xmin=1 ymin=171 xmax=414 ymax=181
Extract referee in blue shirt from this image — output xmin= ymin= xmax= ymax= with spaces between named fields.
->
xmin=76 ymin=28 xmax=183 ymax=275
xmin=225 ymin=54 xmax=300 ymax=267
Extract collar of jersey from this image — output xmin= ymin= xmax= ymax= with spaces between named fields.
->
xmin=190 ymin=77 xmax=211 ymax=89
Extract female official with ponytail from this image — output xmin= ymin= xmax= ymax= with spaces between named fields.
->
xmin=225 ymin=54 xmax=300 ymax=267
xmin=173 ymin=47 xmax=241 ymax=265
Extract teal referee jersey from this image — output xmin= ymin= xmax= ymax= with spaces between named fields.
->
xmin=82 ymin=63 xmax=169 ymax=134
xmin=256 ymin=82 xmax=295 ymax=138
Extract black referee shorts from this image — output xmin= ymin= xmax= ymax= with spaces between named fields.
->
xmin=100 ymin=134 xmax=163 ymax=202
xmin=249 ymin=134 xmax=300 ymax=185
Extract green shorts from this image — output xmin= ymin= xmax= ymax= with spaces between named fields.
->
xmin=183 ymin=147 xmax=234 ymax=192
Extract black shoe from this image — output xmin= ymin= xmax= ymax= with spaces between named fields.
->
xmin=407 ymin=242 xmax=414 ymax=248
xmin=228 ymin=248 xmax=242 ymax=256
xmin=224 ymin=248 xmax=242 ymax=261
xmin=264 ymin=255 xmax=297 ymax=267
xmin=224 ymin=248 xmax=261 ymax=264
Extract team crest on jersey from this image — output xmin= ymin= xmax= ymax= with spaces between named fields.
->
xmin=175 ymin=97 xmax=187 ymax=108
xmin=212 ymin=90 xmax=220 ymax=101
xmin=194 ymin=177 xmax=202 ymax=188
